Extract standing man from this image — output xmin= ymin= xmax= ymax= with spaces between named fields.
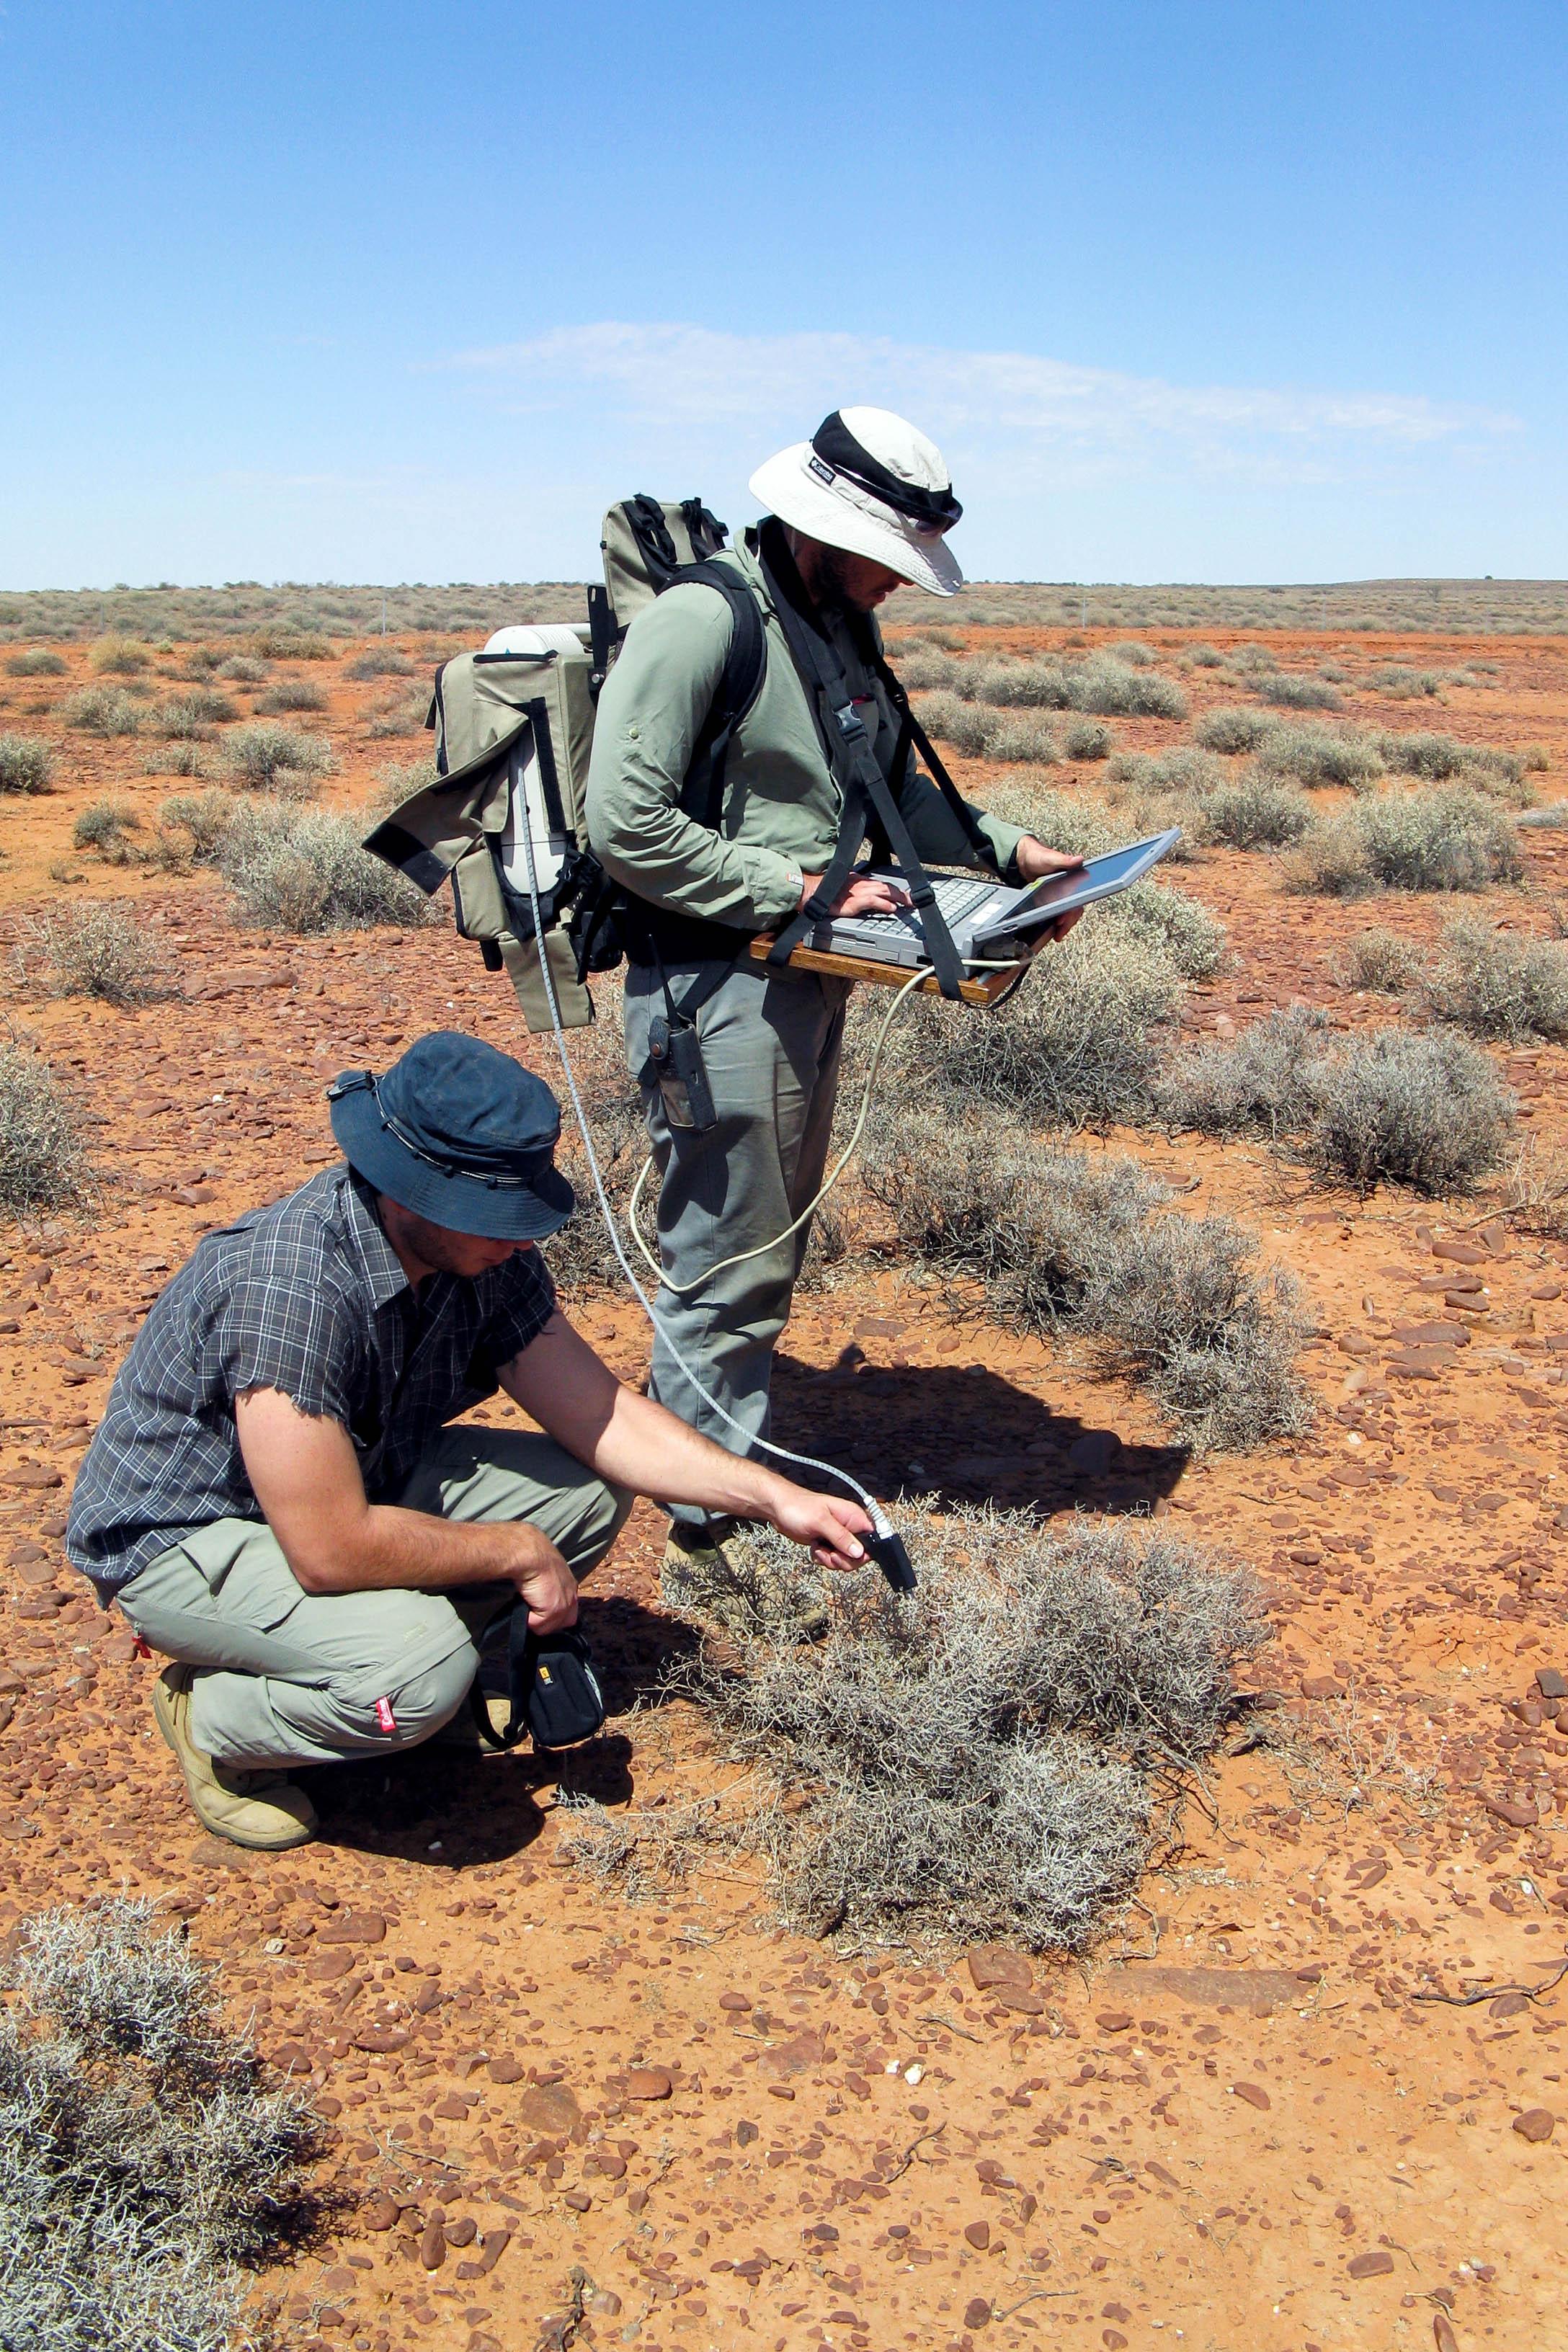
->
xmin=66 ymin=1033 xmax=872 ymax=1852
xmin=586 ymin=406 xmax=1081 ymax=1585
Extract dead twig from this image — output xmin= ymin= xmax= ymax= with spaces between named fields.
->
xmin=883 ymin=2124 xmax=947 ymax=2183
xmin=1414 ymin=1954 xmax=1568 ymax=2008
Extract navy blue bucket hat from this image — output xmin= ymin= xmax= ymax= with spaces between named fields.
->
xmin=328 ymin=1031 xmax=576 ymax=1241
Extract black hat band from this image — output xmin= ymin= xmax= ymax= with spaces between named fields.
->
xmin=808 ymin=410 xmax=962 ymax=533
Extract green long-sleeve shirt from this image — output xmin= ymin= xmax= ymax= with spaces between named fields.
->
xmin=584 ymin=528 xmax=1025 ymax=932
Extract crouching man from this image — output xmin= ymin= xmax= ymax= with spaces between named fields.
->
xmin=66 ymin=1031 xmax=871 ymax=1852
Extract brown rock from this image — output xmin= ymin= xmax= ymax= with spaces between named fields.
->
xmin=418 ymin=2220 xmax=446 ymax=2271
xmin=1231 ymin=2082 xmax=1270 ymax=2111
xmin=1513 ymin=2107 xmax=1554 ymax=2142
xmin=1115 ymin=1966 xmax=1305 ymax=2015
xmin=1536 ymin=1668 xmax=1568 ymax=1701
xmin=306 ymin=1950 xmax=355 ymax=1983
xmin=353 ymin=2027 xmax=410 ymax=2054
xmin=994 ymin=1986 xmax=1045 ymax=2015
xmin=318 ymin=1910 xmax=386 ymax=1945
xmin=718 ymin=1990 xmax=752 ymax=2011
xmin=1347 ymin=2250 xmax=1395 ymax=2278
xmin=1301 ymin=1674 xmax=1347 ymax=1700
xmin=444 ymin=2217 xmax=477 ymax=2247
xmin=964 ymin=2219 xmax=990 ymax=2250
xmin=761 ymin=2030 xmax=827 ymax=2077
xmin=1432 ymin=1240 xmax=1487 ymax=1265
xmin=486 ymin=2054 xmax=524 ymax=2084
xmin=518 ymin=2081 xmax=581 ymax=2135
xmin=361 ymin=2193 xmax=400 ymax=2232
xmin=967 ymin=1946 xmax=1033 ymax=1992
xmin=1434 ymin=2316 xmax=1459 ymax=2352
xmin=963 ymin=2297 xmax=992 ymax=2330
xmin=1096 ymin=2012 xmax=1133 ymax=2034
xmin=625 ymin=2065 xmax=673 ymax=2101
xmin=1484 ymin=1794 xmax=1539 ymax=1827
xmin=433 ymin=2095 xmax=469 ymax=2121
xmin=563 ymin=2188 xmax=591 ymax=2212
xmin=587 ymin=2291 xmax=623 ymax=2318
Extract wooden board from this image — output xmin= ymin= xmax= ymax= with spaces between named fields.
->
xmin=747 ymin=930 xmax=1046 ymax=1005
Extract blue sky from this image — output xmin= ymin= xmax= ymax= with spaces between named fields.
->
xmin=1 ymin=0 xmax=1563 ymax=588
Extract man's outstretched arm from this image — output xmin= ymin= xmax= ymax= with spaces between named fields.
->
xmin=233 ymin=1388 xmax=579 ymax=1628
xmin=500 ymin=1314 xmax=873 ymax=1573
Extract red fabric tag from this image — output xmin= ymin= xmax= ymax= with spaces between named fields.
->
xmin=375 ymin=1696 xmax=397 ymax=1734
xmin=131 ymin=1634 xmax=153 ymax=1661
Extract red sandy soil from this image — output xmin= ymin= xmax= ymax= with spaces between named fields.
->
xmin=1 ymin=625 xmax=1567 ymax=2352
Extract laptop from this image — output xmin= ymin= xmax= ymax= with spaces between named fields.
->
xmin=810 ymin=828 xmax=1183 ymax=972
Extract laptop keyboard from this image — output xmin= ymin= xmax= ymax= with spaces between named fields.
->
xmin=847 ymin=876 xmax=999 ymax=933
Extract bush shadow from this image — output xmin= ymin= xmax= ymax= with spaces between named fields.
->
xmin=306 ymin=1590 xmax=700 ymax=1868
xmin=772 ymin=1346 xmax=1190 ymax=1518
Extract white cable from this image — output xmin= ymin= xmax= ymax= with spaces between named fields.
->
xmin=516 ymin=816 xmax=895 ymax=1533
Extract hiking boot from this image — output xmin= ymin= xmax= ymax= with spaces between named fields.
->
xmin=151 ymin=1665 xmax=318 ymax=1851
xmin=432 ymin=1687 xmax=514 ymax=1749
xmin=662 ymin=1520 xmax=829 ymax=1641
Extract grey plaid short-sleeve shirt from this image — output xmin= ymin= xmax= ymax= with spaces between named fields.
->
xmin=67 ymin=1165 xmax=557 ymax=1598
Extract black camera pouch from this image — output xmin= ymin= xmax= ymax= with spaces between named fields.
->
xmin=647 ymin=1010 xmax=718 ymax=1133
xmin=471 ymin=1615 xmax=607 ymax=1755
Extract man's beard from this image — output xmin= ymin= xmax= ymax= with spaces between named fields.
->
xmin=807 ymin=543 xmax=862 ymax=615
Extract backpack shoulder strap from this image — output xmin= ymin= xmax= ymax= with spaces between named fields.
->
xmin=864 ymin=636 xmax=1002 ymax=874
xmin=669 ymin=557 xmax=767 ymax=832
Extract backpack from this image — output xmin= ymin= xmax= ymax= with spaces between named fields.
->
xmin=364 ymin=497 xmax=765 ymax=1031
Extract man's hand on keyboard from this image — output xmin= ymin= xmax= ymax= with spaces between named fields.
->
xmin=1015 ymin=837 xmax=1087 ymax=941
xmin=800 ymin=870 xmax=912 ymax=919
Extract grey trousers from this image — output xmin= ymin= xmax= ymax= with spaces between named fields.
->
xmin=623 ymin=958 xmax=851 ymax=1534
xmin=117 ymin=1424 xmax=633 ymax=1772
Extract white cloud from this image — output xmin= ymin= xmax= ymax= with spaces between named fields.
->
xmin=443 ymin=321 xmax=1518 ymax=493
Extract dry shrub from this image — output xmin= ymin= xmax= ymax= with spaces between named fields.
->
xmin=888 ymin=919 xmax=1185 ymax=1128
xmin=15 ymin=904 xmax=177 ymax=1006
xmin=1198 ymin=771 xmax=1311 ymax=849
xmin=214 ymin=801 xmax=434 ymax=932
xmin=1286 ymin=788 xmax=1524 ymax=897
xmin=1162 ymin=1010 xmax=1513 ymax=1195
xmin=1496 ymin=1141 xmax=1568 ymax=1242
xmin=140 ymin=741 xmax=208 ymax=780
xmin=862 ymin=1106 xmax=1308 ymax=1448
xmin=215 ymin=654 xmax=267 ymax=683
xmin=1419 ymin=919 xmax=1568 ymax=1043
xmin=4 ymin=649 xmax=66 ymax=677
xmin=661 ymin=1510 xmax=1270 ymax=1946
xmin=542 ymin=1007 xmax=646 ymax=1291
xmin=1306 ymin=1026 xmax=1514 ymax=1193
xmin=62 ymin=685 xmax=141 ymax=737
xmin=1257 ymin=674 xmax=1342 ymax=711
xmin=159 ymin=790 xmax=236 ymax=860
xmin=364 ymin=685 xmax=431 ymax=739
xmin=1107 ymin=745 xmax=1227 ymax=798
xmin=250 ymin=626 xmax=331 ymax=659
xmin=1070 ymin=659 xmax=1187 ymax=720
xmin=87 ymin=635 xmax=149 ymax=676
xmin=221 ymin=723 xmax=334 ymax=795
xmin=1376 ymin=729 xmax=1523 ymax=789
xmin=1063 ymin=718 xmax=1114 ymax=760
xmin=0 ymin=1039 xmax=93 ymax=1213
xmin=346 ymin=646 xmax=414 ymax=680
xmin=1340 ymin=926 xmax=1418 ymax=993
xmin=1193 ymin=705 xmax=1275 ymax=754
xmin=1257 ymin=722 xmax=1384 ymax=790
xmin=0 ymin=1898 xmax=324 ymax=2352
xmin=0 ymin=734 xmax=55 ymax=793
xmin=368 ymin=754 xmax=440 ymax=816
xmin=153 ymin=687 xmax=236 ymax=739
xmin=254 ymin=680 xmax=327 ymax=716
xmin=916 ymin=693 xmax=1060 ymax=764
xmin=72 ymin=801 xmax=141 ymax=861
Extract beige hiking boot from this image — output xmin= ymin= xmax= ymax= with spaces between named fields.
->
xmin=152 ymin=1665 xmax=318 ymax=1851
xmin=432 ymin=1686 xmax=514 ymax=1748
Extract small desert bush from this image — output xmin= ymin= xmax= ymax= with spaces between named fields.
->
xmin=1257 ymin=721 xmax=1384 ymax=790
xmin=215 ymin=653 xmax=268 ymax=682
xmin=155 ymin=686 xmax=236 ymax=738
xmin=1418 ymin=919 xmax=1568 ymax=1043
xmin=1373 ymin=664 xmax=1442 ymax=699
xmin=221 ymin=721 xmax=334 ymax=794
xmin=1522 ymin=744 xmax=1551 ymax=773
xmin=1063 ymin=717 xmax=1114 ymax=760
xmin=251 ymin=625 xmax=331 ymax=659
xmin=887 ymin=919 xmax=1185 ymax=1128
xmin=255 ymin=680 xmax=328 ymax=715
xmin=1069 ymin=657 xmax=1188 ymax=720
xmin=543 ymin=1018 xmax=647 ymax=1291
xmin=1257 ymin=673 xmax=1342 ymax=711
xmin=347 ymin=646 xmax=414 ymax=679
xmin=0 ymin=734 xmax=55 ymax=793
xmin=1107 ymin=882 xmax=1226 ymax=981
xmin=1166 ymin=1011 xmax=1513 ymax=1193
xmin=16 ymin=904 xmax=177 ymax=1006
xmin=1106 ymin=638 xmax=1158 ymax=667
xmin=1198 ymin=771 xmax=1311 ymax=848
xmin=0 ymin=1899 xmax=324 ymax=2352
xmin=364 ymin=683 xmax=432 ymax=739
xmin=1307 ymin=1026 xmax=1513 ymax=1193
xmin=1340 ymin=926 xmax=1418 ymax=993
xmin=1193 ymin=704 xmax=1275 ymax=754
xmin=1376 ymin=729 xmax=1515 ymax=785
xmin=0 ymin=1041 xmax=93 ymax=1213
xmin=87 ymin=635 xmax=149 ymax=676
xmin=73 ymin=801 xmax=141 ymax=860
xmin=140 ymin=739 xmax=208 ymax=779
xmin=368 ymin=754 xmax=439 ymax=814
xmin=1185 ymin=643 xmax=1224 ymax=668
xmin=917 ymin=693 xmax=1060 ymax=763
xmin=159 ymin=790 xmax=236 ymax=859
xmin=4 ymin=649 xmax=66 ymax=677
xmin=1286 ymin=787 xmax=1524 ymax=897
xmin=645 ymin=1510 xmax=1270 ymax=1945
xmin=895 ymin=643 xmax=963 ymax=690
xmin=979 ymin=782 xmax=1118 ymax=857
xmin=62 ymin=684 xmax=141 ymax=736
xmin=215 ymin=800 xmax=435 ymax=932
xmin=1107 ymin=745 xmax=1228 ymax=799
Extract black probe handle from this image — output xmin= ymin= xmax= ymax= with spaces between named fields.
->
xmin=865 ymin=1527 xmax=917 ymax=1593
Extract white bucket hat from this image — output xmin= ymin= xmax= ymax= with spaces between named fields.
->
xmin=749 ymin=406 xmax=964 ymax=597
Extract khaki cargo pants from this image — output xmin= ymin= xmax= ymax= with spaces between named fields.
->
xmin=116 ymin=1425 xmax=632 ymax=1773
